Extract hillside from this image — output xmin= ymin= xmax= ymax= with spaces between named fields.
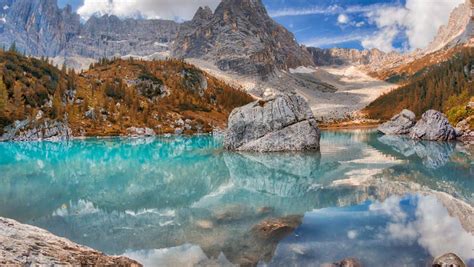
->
xmin=0 ymin=50 xmax=253 ymax=137
xmin=364 ymin=47 xmax=474 ymax=124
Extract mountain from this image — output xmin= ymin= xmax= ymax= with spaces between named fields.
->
xmin=0 ymin=50 xmax=253 ymax=137
xmin=424 ymin=0 xmax=473 ymax=54
xmin=307 ymin=47 xmax=401 ymax=67
xmin=0 ymin=0 xmax=80 ymax=56
xmin=0 ymin=0 xmax=179 ymax=61
xmin=364 ymin=47 xmax=474 ymax=122
xmin=171 ymin=0 xmax=314 ymax=79
xmin=66 ymin=15 xmax=179 ymax=59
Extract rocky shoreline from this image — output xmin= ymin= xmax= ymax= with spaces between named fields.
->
xmin=0 ymin=217 xmax=140 ymax=266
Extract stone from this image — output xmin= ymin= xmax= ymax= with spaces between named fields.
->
xmin=322 ymin=258 xmax=362 ymax=267
xmin=1 ymin=119 xmax=72 ymax=142
xmin=410 ymin=110 xmax=457 ymax=141
xmin=432 ymin=253 xmax=466 ymax=267
xmin=251 ymin=215 xmax=302 ymax=241
xmin=378 ymin=109 xmax=416 ymax=135
xmin=126 ymin=127 xmax=156 ymax=138
xmin=456 ymin=115 xmax=474 ymax=142
xmin=0 ymin=217 xmax=141 ymax=266
xmin=224 ymin=93 xmax=320 ymax=152
xmin=85 ymin=107 xmax=96 ymax=120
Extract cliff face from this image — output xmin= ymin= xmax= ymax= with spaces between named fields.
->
xmin=425 ymin=0 xmax=473 ymax=53
xmin=0 ymin=0 xmax=80 ymax=56
xmin=308 ymin=47 xmax=400 ymax=67
xmin=172 ymin=0 xmax=314 ymax=79
xmin=66 ymin=15 xmax=179 ymax=59
xmin=0 ymin=0 xmax=179 ymax=59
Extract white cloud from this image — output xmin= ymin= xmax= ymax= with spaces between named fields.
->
xmin=268 ymin=4 xmax=395 ymax=18
xmin=77 ymin=0 xmax=221 ymax=21
xmin=337 ymin=14 xmax=349 ymax=25
xmin=302 ymin=33 xmax=367 ymax=48
xmin=363 ymin=0 xmax=465 ymax=51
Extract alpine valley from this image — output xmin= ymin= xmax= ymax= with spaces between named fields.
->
xmin=0 ymin=0 xmax=473 ymax=266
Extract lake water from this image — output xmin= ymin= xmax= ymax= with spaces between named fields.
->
xmin=0 ymin=130 xmax=473 ymax=266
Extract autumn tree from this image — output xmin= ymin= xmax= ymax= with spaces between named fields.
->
xmin=0 ymin=77 xmax=8 ymax=116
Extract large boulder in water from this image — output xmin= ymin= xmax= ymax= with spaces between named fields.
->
xmin=410 ymin=110 xmax=457 ymax=141
xmin=224 ymin=93 xmax=320 ymax=152
xmin=378 ymin=109 xmax=416 ymax=135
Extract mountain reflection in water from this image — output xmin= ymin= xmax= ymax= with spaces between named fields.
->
xmin=0 ymin=130 xmax=472 ymax=266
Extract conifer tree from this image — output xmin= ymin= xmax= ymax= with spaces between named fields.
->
xmin=0 ymin=77 xmax=8 ymax=116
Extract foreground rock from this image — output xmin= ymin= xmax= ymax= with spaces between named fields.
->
xmin=0 ymin=217 xmax=141 ymax=266
xmin=224 ymin=93 xmax=320 ymax=152
xmin=1 ymin=119 xmax=72 ymax=142
xmin=378 ymin=109 xmax=416 ymax=135
xmin=410 ymin=110 xmax=457 ymax=141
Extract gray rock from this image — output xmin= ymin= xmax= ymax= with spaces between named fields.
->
xmin=322 ymin=258 xmax=362 ymax=267
xmin=378 ymin=109 xmax=416 ymax=135
xmin=410 ymin=110 xmax=457 ymax=141
xmin=0 ymin=217 xmax=141 ymax=266
xmin=85 ymin=107 xmax=96 ymax=120
xmin=172 ymin=0 xmax=314 ymax=79
xmin=224 ymin=93 xmax=320 ymax=152
xmin=1 ymin=119 xmax=72 ymax=142
xmin=456 ymin=115 xmax=473 ymax=142
xmin=126 ymin=127 xmax=156 ymax=138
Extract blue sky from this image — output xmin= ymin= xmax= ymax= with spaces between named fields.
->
xmin=57 ymin=0 xmax=463 ymax=52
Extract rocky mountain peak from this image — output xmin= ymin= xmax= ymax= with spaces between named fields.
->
xmin=172 ymin=0 xmax=314 ymax=79
xmin=424 ymin=0 xmax=473 ymax=53
xmin=192 ymin=6 xmax=213 ymax=22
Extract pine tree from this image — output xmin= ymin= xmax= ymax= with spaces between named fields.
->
xmin=0 ymin=77 xmax=8 ymax=116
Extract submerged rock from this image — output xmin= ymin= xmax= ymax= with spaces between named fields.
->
xmin=378 ymin=109 xmax=416 ymax=135
xmin=410 ymin=110 xmax=457 ymax=141
xmin=432 ymin=253 xmax=466 ymax=267
xmin=252 ymin=215 xmax=302 ymax=241
xmin=224 ymin=93 xmax=320 ymax=152
xmin=0 ymin=217 xmax=141 ymax=266
xmin=322 ymin=258 xmax=363 ymax=267
xmin=1 ymin=119 xmax=72 ymax=142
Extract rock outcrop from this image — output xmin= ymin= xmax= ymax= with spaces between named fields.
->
xmin=378 ymin=109 xmax=416 ymax=135
xmin=456 ymin=115 xmax=474 ymax=142
xmin=224 ymin=93 xmax=320 ymax=152
xmin=424 ymin=0 xmax=473 ymax=54
xmin=172 ymin=0 xmax=314 ymax=79
xmin=126 ymin=127 xmax=156 ymax=137
xmin=1 ymin=119 xmax=72 ymax=141
xmin=410 ymin=110 xmax=457 ymax=141
xmin=0 ymin=217 xmax=141 ymax=266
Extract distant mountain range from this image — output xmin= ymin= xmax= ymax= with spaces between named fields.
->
xmin=0 ymin=0 xmax=472 ymax=78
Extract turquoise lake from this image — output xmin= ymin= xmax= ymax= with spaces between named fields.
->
xmin=0 ymin=130 xmax=473 ymax=266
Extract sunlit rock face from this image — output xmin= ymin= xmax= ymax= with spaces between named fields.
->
xmin=172 ymin=0 xmax=314 ymax=79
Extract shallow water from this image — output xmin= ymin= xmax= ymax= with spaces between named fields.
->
xmin=0 ymin=130 xmax=473 ymax=266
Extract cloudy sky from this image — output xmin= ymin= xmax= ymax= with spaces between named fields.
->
xmin=57 ymin=0 xmax=464 ymax=52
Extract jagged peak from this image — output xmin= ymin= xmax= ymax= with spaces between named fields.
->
xmin=192 ymin=6 xmax=213 ymax=22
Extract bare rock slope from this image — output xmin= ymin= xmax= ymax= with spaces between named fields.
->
xmin=0 ymin=217 xmax=141 ymax=266
xmin=172 ymin=0 xmax=314 ymax=79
